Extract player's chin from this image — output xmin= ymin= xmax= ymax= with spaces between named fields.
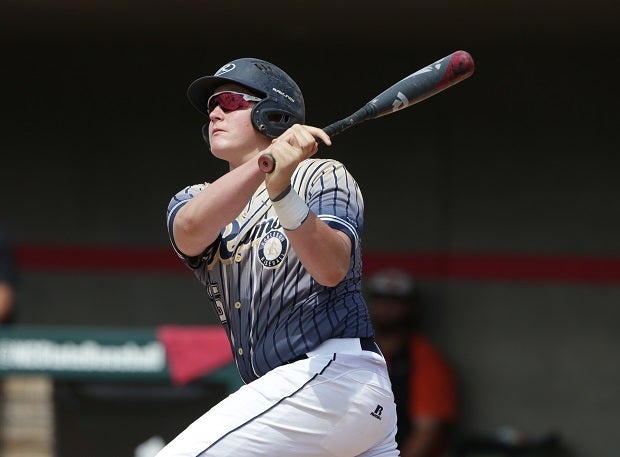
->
xmin=208 ymin=138 xmax=231 ymax=158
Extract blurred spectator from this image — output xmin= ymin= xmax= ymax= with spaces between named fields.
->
xmin=367 ymin=268 xmax=457 ymax=457
xmin=0 ymin=225 xmax=19 ymax=324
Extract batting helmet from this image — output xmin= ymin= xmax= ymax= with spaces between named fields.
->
xmin=187 ymin=58 xmax=305 ymax=138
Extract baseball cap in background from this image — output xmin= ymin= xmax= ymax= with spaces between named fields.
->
xmin=368 ymin=269 xmax=417 ymax=300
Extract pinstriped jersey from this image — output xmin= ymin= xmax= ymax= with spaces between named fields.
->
xmin=166 ymin=158 xmax=373 ymax=383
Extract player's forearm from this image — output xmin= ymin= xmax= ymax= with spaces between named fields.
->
xmin=286 ymin=212 xmax=351 ymax=287
xmin=174 ymin=159 xmax=264 ymax=256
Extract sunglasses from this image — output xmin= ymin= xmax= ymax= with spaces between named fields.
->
xmin=207 ymin=91 xmax=262 ymax=114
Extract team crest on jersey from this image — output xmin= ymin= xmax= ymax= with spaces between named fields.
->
xmin=258 ymin=230 xmax=288 ymax=268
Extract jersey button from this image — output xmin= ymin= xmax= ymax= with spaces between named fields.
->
xmin=235 ymin=253 xmax=242 ymax=262
xmin=237 ymin=348 xmax=243 ymax=356
xmin=234 ymin=301 xmax=241 ymax=309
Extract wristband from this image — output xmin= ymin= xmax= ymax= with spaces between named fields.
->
xmin=271 ymin=184 xmax=292 ymax=202
xmin=270 ymin=186 xmax=310 ymax=230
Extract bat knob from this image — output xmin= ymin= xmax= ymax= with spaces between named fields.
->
xmin=258 ymin=153 xmax=275 ymax=173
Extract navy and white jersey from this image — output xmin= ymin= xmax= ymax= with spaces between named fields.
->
xmin=166 ymin=158 xmax=373 ymax=383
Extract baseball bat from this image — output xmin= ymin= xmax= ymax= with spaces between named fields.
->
xmin=258 ymin=50 xmax=475 ymax=173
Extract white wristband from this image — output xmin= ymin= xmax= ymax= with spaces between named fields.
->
xmin=271 ymin=186 xmax=310 ymax=230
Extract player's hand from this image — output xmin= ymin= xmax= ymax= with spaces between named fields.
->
xmin=263 ymin=124 xmax=331 ymax=199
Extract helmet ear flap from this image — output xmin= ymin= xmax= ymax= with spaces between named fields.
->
xmin=251 ymin=98 xmax=303 ymax=139
xmin=201 ymin=123 xmax=210 ymax=147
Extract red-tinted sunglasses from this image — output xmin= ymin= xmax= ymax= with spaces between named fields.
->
xmin=207 ymin=91 xmax=262 ymax=114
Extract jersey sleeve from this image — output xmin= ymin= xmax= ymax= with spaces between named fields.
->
xmin=409 ymin=334 xmax=458 ymax=422
xmin=166 ymin=183 xmax=208 ymax=259
xmin=293 ymin=159 xmax=364 ymax=246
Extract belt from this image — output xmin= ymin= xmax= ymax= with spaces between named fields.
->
xmin=287 ymin=337 xmax=382 ymax=364
xmin=359 ymin=337 xmax=382 ymax=355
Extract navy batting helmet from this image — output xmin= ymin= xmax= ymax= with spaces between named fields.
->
xmin=187 ymin=58 xmax=305 ymax=138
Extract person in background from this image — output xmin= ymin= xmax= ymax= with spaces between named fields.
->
xmin=367 ymin=268 xmax=457 ymax=457
xmin=0 ymin=225 xmax=18 ymax=325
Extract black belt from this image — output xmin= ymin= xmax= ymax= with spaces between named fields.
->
xmin=287 ymin=337 xmax=381 ymax=364
xmin=360 ymin=337 xmax=382 ymax=354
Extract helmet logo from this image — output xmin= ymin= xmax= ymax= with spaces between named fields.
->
xmin=215 ymin=63 xmax=236 ymax=76
xmin=272 ymin=87 xmax=295 ymax=103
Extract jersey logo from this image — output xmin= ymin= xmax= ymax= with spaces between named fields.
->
xmin=258 ymin=230 xmax=288 ymax=269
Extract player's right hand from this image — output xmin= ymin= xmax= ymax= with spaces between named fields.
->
xmin=263 ymin=124 xmax=331 ymax=199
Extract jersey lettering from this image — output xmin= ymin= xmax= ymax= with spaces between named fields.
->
xmin=207 ymin=283 xmax=227 ymax=325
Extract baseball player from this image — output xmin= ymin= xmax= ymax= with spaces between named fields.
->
xmin=160 ymin=58 xmax=399 ymax=456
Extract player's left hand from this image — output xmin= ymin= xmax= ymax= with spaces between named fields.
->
xmin=263 ymin=124 xmax=331 ymax=199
